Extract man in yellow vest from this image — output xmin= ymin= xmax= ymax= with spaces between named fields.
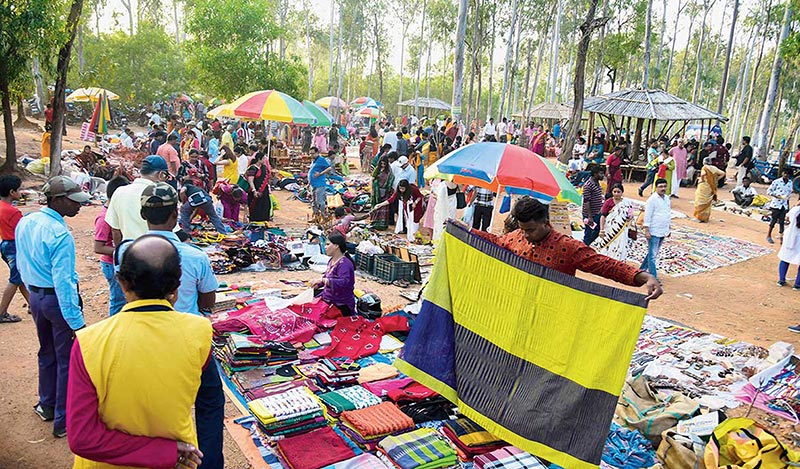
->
xmin=67 ymin=235 xmax=208 ymax=468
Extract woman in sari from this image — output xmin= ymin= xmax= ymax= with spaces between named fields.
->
xmin=371 ymin=180 xmax=424 ymax=242
xmin=605 ymin=146 xmax=624 ymax=198
xmin=246 ymin=151 xmax=272 ymax=222
xmin=370 ymin=157 xmax=394 ymax=227
xmin=591 ymin=183 xmax=635 ymax=261
xmin=693 ymin=158 xmax=726 ymax=222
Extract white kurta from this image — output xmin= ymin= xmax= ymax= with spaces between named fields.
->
xmin=779 ymin=206 xmax=800 ymax=264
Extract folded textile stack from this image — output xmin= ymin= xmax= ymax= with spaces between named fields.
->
xmin=377 ymin=428 xmax=458 ymax=469
xmin=338 ymin=402 xmax=415 ymax=450
xmin=473 ymin=446 xmax=547 ymax=469
xmin=248 ymin=386 xmax=327 ymax=436
xmin=275 ymin=426 xmax=355 ymax=469
xmin=296 ymin=360 xmax=361 ymax=387
xmin=215 ymin=334 xmax=297 ymax=373
xmin=441 ymin=418 xmax=505 ymax=460
xmin=318 ymin=385 xmax=383 ymax=415
xmin=321 ymin=453 xmax=390 ymax=468
xmin=244 ymin=378 xmax=320 ymax=401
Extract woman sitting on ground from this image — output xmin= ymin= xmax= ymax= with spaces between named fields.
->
xmin=313 ymin=232 xmax=355 ymax=316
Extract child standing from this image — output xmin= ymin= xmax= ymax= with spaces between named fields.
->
xmin=0 ymin=175 xmax=29 ymax=322
xmin=94 ymin=176 xmax=130 ymax=316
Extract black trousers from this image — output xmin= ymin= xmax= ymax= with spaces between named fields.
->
xmin=472 ymin=205 xmax=493 ymax=231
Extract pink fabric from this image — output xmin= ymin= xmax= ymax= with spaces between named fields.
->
xmin=670 ymin=146 xmax=688 ymax=179
xmin=363 ymin=378 xmax=415 ymax=398
xmin=66 ymin=340 xmax=178 ymax=468
xmin=93 ymin=206 xmax=114 ymax=264
xmin=211 ymin=303 xmax=318 ymax=344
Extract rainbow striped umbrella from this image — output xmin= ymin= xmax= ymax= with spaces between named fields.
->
xmin=88 ymin=91 xmax=111 ymax=135
xmin=425 ymin=142 xmax=580 ymax=204
xmin=350 ymin=96 xmax=378 ymax=108
xmin=315 ymin=96 xmax=348 ymax=109
xmin=355 ymin=106 xmax=383 ymax=119
xmin=302 ymin=100 xmax=333 ymax=127
xmin=225 ymin=90 xmax=316 ymax=124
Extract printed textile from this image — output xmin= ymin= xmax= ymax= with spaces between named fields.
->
xmin=340 ymin=401 xmax=415 ymax=438
xmin=321 ymin=453 xmax=390 ymax=468
xmin=396 ymin=222 xmax=648 ymax=469
xmin=276 ymin=426 xmax=355 ymax=469
xmin=377 ymin=428 xmax=458 ymax=469
xmin=319 ymin=385 xmax=383 ymax=414
xmin=473 ymin=446 xmax=547 ymax=469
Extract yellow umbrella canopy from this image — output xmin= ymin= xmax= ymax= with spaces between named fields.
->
xmin=206 ymin=103 xmax=237 ymax=119
xmin=66 ymin=87 xmax=120 ymax=103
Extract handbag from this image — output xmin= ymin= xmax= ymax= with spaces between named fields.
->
xmin=704 ymin=417 xmax=800 ymax=468
xmin=628 ymin=224 xmax=638 ymax=240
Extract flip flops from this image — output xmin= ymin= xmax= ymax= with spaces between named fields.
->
xmin=0 ymin=312 xmax=22 ymax=323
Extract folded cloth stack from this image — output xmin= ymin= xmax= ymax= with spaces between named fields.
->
xmin=397 ymin=395 xmax=458 ymax=424
xmin=321 ymin=453 xmax=391 ymax=468
xmin=338 ymin=402 xmax=415 ymax=450
xmin=216 ymin=333 xmax=297 ymax=373
xmin=296 ymin=359 xmax=361 ymax=387
xmin=441 ymin=418 xmax=506 ymax=460
xmin=318 ymin=385 xmax=383 ymax=415
xmin=363 ymin=378 xmax=416 ymax=398
xmin=473 ymin=446 xmax=547 ymax=469
xmin=377 ymin=428 xmax=458 ymax=469
xmin=248 ymin=386 xmax=327 ymax=436
xmin=231 ymin=367 xmax=293 ymax=394
xmin=244 ymin=378 xmax=320 ymax=401
xmin=275 ymin=426 xmax=356 ymax=469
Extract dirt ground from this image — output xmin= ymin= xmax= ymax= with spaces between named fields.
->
xmin=1 ymin=120 xmax=799 ymax=468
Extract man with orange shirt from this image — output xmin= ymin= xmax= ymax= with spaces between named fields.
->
xmin=469 ymin=197 xmax=663 ymax=300
xmin=0 ymin=175 xmax=29 ymax=323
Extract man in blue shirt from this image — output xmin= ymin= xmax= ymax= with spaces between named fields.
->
xmin=116 ymin=182 xmax=224 ymax=468
xmin=15 ymin=176 xmax=90 ymax=438
xmin=309 ymin=150 xmax=332 ymax=217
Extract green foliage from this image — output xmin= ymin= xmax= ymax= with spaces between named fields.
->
xmin=68 ymin=22 xmax=187 ymax=104
xmin=183 ymin=0 xmax=307 ymax=100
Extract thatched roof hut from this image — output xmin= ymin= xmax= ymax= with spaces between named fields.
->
xmin=583 ymin=89 xmax=727 ymax=122
xmin=397 ymin=97 xmax=452 ymax=111
xmin=515 ymin=102 xmax=573 ymax=120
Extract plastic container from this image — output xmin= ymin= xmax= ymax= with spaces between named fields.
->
xmin=354 ymin=251 xmax=376 ymax=273
xmin=374 ymin=254 xmax=416 ymax=282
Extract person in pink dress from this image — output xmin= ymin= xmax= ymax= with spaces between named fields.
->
xmin=669 ymin=139 xmax=688 ymax=195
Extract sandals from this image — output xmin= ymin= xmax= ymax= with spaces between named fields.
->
xmin=0 ymin=312 xmax=22 ymax=323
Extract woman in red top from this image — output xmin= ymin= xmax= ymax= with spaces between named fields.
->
xmin=605 ymin=146 xmax=624 ymax=198
xmin=371 ymin=180 xmax=424 ymax=241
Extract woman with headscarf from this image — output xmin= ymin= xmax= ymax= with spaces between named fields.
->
xmin=693 ymin=157 xmax=726 ymax=222
xmin=313 ymin=128 xmax=328 ymax=154
xmin=246 ymin=151 xmax=272 ymax=222
xmin=370 ymin=157 xmax=394 ymax=228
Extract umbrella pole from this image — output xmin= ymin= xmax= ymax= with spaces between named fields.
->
xmin=489 ymin=185 xmax=503 ymax=234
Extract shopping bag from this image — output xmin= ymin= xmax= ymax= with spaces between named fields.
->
xmin=461 ymin=205 xmax=474 ymax=226
xmin=657 ymin=430 xmax=706 ymax=469
xmin=704 ymin=417 xmax=800 ymax=469
xmin=499 ymin=195 xmax=511 ymax=214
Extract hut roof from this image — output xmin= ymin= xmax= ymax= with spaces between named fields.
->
xmin=397 ymin=97 xmax=452 ymax=111
xmin=582 ymin=89 xmax=727 ymax=122
xmin=515 ymin=102 xmax=574 ymax=120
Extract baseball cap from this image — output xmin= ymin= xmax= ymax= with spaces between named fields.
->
xmin=42 ymin=176 xmax=91 ymax=203
xmin=140 ymin=182 xmax=178 ymax=208
xmin=141 ymin=155 xmax=169 ymax=173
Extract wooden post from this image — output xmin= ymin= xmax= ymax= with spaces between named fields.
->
xmin=588 ymin=112 xmax=595 ymax=135
xmin=632 ymin=117 xmax=645 ymax=162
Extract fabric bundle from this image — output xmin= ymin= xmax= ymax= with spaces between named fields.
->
xmin=210 ymin=303 xmax=318 ymax=345
xmin=442 ymin=418 xmax=505 ymax=460
xmin=275 ymin=426 xmax=356 ymax=469
xmin=248 ymin=386 xmax=326 ymax=436
xmin=396 ymin=222 xmax=647 ymax=469
xmin=318 ymin=385 xmax=383 ymax=415
xmin=473 ymin=446 xmax=547 ymax=469
xmin=244 ymin=378 xmax=320 ymax=401
xmin=363 ymin=378 xmax=416 ymax=398
xmin=601 ymin=423 xmax=657 ymax=469
xmin=320 ymin=453 xmax=390 ymax=468
xmin=296 ymin=360 xmax=361 ymax=387
xmin=377 ymin=428 xmax=458 ymax=469
xmin=230 ymin=367 xmax=294 ymax=394
xmin=215 ymin=333 xmax=297 ymax=373
xmin=338 ymin=402 xmax=415 ymax=449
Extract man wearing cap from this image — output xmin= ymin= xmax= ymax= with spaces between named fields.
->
xmin=15 ymin=176 xmax=90 ymax=438
xmin=106 ymin=155 xmax=171 ymax=246
xmin=391 ymin=155 xmax=417 ymax=189
xmin=115 ymin=182 xmax=224 ymax=468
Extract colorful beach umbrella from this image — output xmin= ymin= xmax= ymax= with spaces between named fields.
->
xmin=170 ymin=92 xmax=193 ymax=103
xmin=302 ymin=100 xmax=334 ymax=127
xmin=355 ymin=106 xmax=383 ymax=119
xmin=426 ymin=142 xmax=580 ymax=204
xmin=350 ymin=97 xmax=378 ymax=108
xmin=87 ymin=91 xmax=111 ymax=135
xmin=315 ymin=96 xmax=348 ymax=109
xmin=66 ymin=87 xmax=119 ymax=103
xmin=225 ymin=90 xmax=315 ymax=124
xmin=206 ymin=103 xmax=237 ymax=119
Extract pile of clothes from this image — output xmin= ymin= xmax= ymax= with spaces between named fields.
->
xmin=338 ymin=402 xmax=416 ymax=450
xmin=248 ymin=386 xmax=327 ymax=437
xmin=214 ymin=333 xmax=297 ymax=373
xmin=440 ymin=418 xmax=506 ymax=460
xmin=377 ymin=428 xmax=458 ymax=469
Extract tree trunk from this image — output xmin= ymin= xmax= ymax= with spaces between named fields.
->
xmin=730 ymin=30 xmax=753 ymax=143
xmin=678 ymin=10 xmax=697 ymax=92
xmin=452 ymin=0 xmax=469 ymax=121
xmin=560 ymin=0 xmax=605 ymax=166
xmin=399 ymin=22 xmax=409 ymax=104
xmin=549 ymin=0 xmax=563 ymax=103
xmin=663 ymin=0 xmax=686 ymax=92
xmin=528 ymin=28 xmax=547 ymax=118
xmin=327 ymin=0 xmax=335 ymax=95
xmin=487 ymin=12 xmax=495 ymax=118
xmin=755 ymin=2 xmax=792 ymax=160
xmin=425 ymin=34 xmax=432 ymax=99
xmin=691 ymin=1 xmax=711 ymax=102
xmin=0 ymin=71 xmax=17 ymax=173
xmin=497 ymin=0 xmax=519 ymax=120
xmin=279 ymin=0 xmax=286 ymax=60
xmin=78 ymin=24 xmax=85 ymax=74
xmin=522 ymin=38 xmax=533 ymax=119
xmin=466 ymin=0 xmax=480 ymax=126
xmin=373 ymin=12 xmax=384 ymax=104
xmin=717 ymin=0 xmax=739 ymax=117
xmin=654 ymin=0 xmax=667 ymax=78
xmin=50 ymin=0 xmax=85 ymax=176
xmin=591 ymin=0 xmax=609 ymax=94
xmin=642 ymin=0 xmax=653 ymax=88
xmin=743 ymin=0 xmax=772 ymax=140
xmin=121 ymin=0 xmax=134 ymax=35
xmin=173 ymin=0 xmax=181 ymax=46
xmin=768 ymin=84 xmax=783 ymax=151
xmin=304 ymin=0 xmax=313 ymax=99
xmin=335 ymin=10 xmax=345 ymax=121
xmin=414 ymin=0 xmax=428 ymax=116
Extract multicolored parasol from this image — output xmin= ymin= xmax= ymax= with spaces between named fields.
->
xmin=302 ymin=100 xmax=334 ymax=127
xmin=66 ymin=87 xmax=119 ymax=103
xmin=87 ymin=91 xmax=111 ymax=135
xmin=424 ymin=142 xmax=580 ymax=204
xmin=350 ymin=97 xmax=379 ymax=108
xmin=224 ymin=90 xmax=315 ymax=124
xmin=315 ymin=96 xmax=348 ymax=109
xmin=354 ymin=106 xmax=383 ymax=119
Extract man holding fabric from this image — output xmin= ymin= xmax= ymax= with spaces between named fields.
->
xmin=468 ymin=197 xmax=663 ymax=300
xmin=16 ymin=176 xmax=90 ymax=438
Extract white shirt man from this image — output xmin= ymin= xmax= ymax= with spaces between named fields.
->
xmin=383 ymin=129 xmax=398 ymax=151
xmin=483 ymin=119 xmax=496 ymax=139
xmin=640 ymin=180 xmax=671 ymax=278
xmin=391 ymin=156 xmax=417 ymax=189
xmin=497 ymin=120 xmax=508 ymax=137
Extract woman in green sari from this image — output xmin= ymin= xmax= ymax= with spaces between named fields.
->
xmin=370 ymin=157 xmax=394 ymax=228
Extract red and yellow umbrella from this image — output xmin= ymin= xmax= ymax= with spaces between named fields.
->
xmin=88 ymin=91 xmax=111 ymax=135
xmin=350 ymin=96 xmax=379 ymax=108
xmin=225 ymin=90 xmax=315 ymax=124
xmin=315 ymin=96 xmax=348 ymax=109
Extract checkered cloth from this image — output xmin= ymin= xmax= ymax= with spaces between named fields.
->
xmin=473 ymin=446 xmax=547 ymax=469
xmin=378 ymin=428 xmax=458 ymax=469
xmin=473 ymin=188 xmax=495 ymax=207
